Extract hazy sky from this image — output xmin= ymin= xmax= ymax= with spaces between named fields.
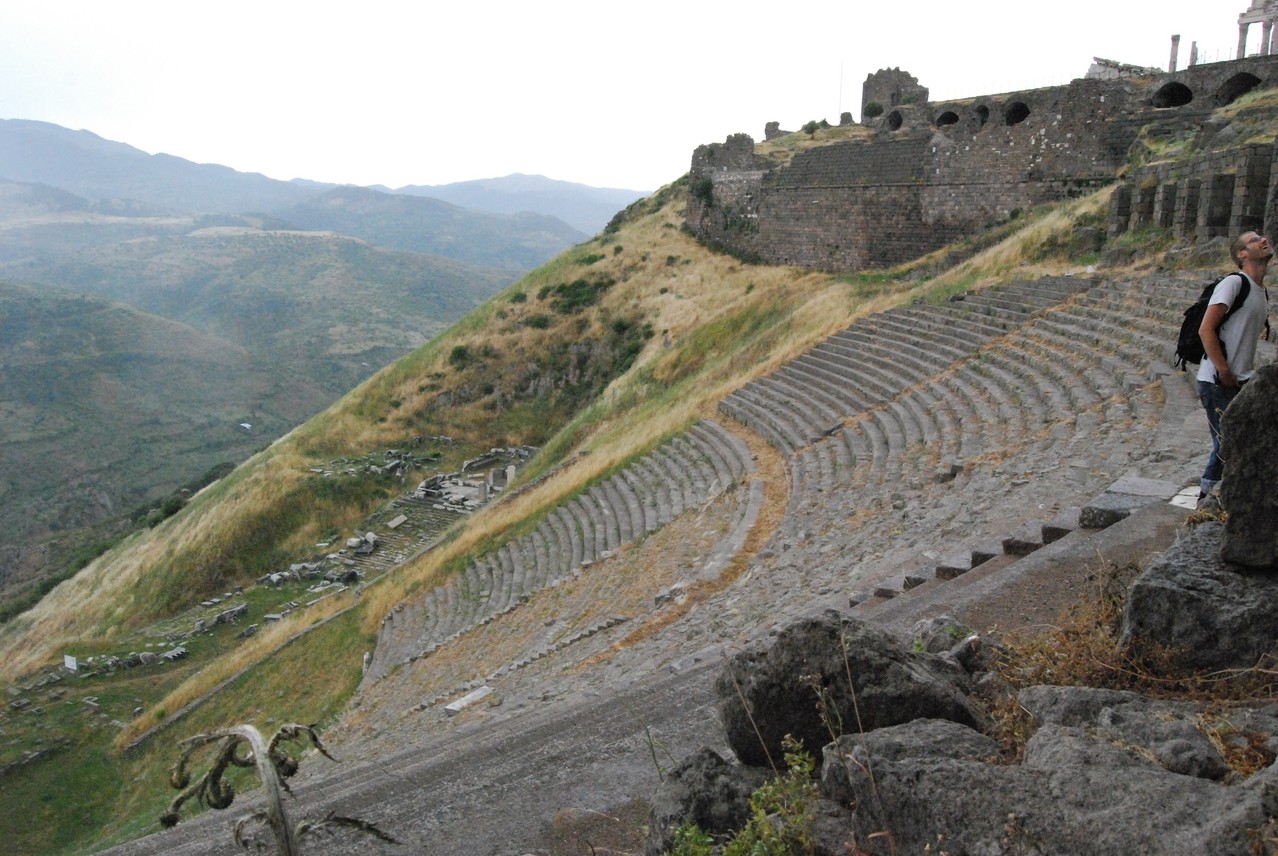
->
xmin=0 ymin=2 xmax=1252 ymax=192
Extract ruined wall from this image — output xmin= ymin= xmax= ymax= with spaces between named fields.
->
xmin=862 ymin=68 xmax=928 ymax=125
xmin=689 ymin=54 xmax=1278 ymax=272
xmin=1109 ymin=143 xmax=1275 ymax=240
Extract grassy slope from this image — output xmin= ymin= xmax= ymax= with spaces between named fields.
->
xmin=0 ymin=168 xmax=1114 ymax=854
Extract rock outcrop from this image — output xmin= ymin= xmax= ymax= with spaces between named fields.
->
xmin=1221 ymin=363 xmax=1278 ymax=568
xmin=655 ymin=562 xmax=1278 ymax=854
xmin=714 ymin=612 xmax=989 ymax=769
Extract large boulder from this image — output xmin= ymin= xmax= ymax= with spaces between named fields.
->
xmin=715 ymin=611 xmax=988 ymax=767
xmin=1221 ymin=363 xmax=1278 ymax=568
xmin=816 ymin=693 xmax=1278 ymax=856
xmin=1121 ymin=522 xmax=1278 ymax=670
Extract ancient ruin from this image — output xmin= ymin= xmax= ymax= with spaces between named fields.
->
xmin=687 ymin=42 xmax=1278 ymax=272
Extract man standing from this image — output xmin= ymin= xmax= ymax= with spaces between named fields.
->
xmin=1197 ymin=230 xmax=1272 ymax=503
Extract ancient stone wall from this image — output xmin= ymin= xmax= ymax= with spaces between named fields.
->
xmin=688 ymin=54 xmax=1278 ymax=272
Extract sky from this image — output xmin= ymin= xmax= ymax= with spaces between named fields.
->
xmin=0 ymin=2 xmax=1256 ymax=192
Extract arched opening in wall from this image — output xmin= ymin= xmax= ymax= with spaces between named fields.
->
xmin=935 ymin=110 xmax=959 ymax=127
xmin=1004 ymin=102 xmax=1030 ymax=126
xmin=1214 ymin=73 xmax=1262 ymax=107
xmin=1152 ymin=82 xmax=1193 ymax=108
xmin=971 ymin=105 xmax=990 ymax=131
xmin=886 ymin=111 xmax=903 ymax=131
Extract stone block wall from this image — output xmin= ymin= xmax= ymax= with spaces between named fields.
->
xmin=1108 ymin=143 xmax=1275 ymax=241
xmin=688 ymin=54 xmax=1278 ymax=272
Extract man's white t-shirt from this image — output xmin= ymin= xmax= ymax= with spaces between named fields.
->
xmin=1196 ymin=272 xmax=1270 ymax=383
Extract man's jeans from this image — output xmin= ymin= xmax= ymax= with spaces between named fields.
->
xmin=1198 ymin=380 xmax=1242 ymax=495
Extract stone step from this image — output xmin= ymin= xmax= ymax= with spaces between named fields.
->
xmin=718 ymin=392 xmax=801 ymax=454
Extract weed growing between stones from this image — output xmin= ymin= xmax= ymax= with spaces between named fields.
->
xmin=671 ymin=737 xmax=818 ymax=856
xmin=162 ymin=723 xmax=396 ymax=855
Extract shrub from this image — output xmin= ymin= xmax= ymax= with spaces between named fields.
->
xmin=673 ymin=738 xmax=817 ymax=855
xmin=691 ymin=177 xmax=714 ymax=205
xmin=549 ymin=275 xmax=616 ymax=314
xmin=448 ymin=345 xmax=471 ymax=369
xmin=864 ymin=101 xmax=884 ymax=118
xmin=525 ymin=314 xmax=551 ymax=329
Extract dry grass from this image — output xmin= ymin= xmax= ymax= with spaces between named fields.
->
xmin=987 ymin=559 xmax=1278 ymax=769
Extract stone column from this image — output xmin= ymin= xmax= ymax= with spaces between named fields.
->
xmin=1170 ymin=34 xmax=1180 ymax=72
xmin=1190 ymin=41 xmax=1199 ymax=66
xmin=1239 ymin=23 xmax=1251 ymax=59
xmin=1265 ymin=21 xmax=1275 ymax=55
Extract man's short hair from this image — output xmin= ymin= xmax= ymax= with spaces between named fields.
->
xmin=1230 ymin=233 xmax=1254 ymax=268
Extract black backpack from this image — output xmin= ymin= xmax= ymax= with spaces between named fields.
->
xmin=1173 ymin=274 xmax=1249 ymax=371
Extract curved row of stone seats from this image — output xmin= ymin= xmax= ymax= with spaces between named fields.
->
xmin=758 ymin=273 xmax=1201 ymax=610
xmin=766 ymin=273 xmax=1197 ymax=532
xmin=367 ymin=420 xmax=755 ymax=679
xmin=718 ymin=278 xmax=1093 ymax=456
xmin=423 ymin=464 xmax=765 ymax=709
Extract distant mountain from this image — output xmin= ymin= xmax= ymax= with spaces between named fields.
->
xmin=271 ymin=185 xmax=586 ymax=271
xmin=0 ymin=120 xmax=639 ymax=249
xmin=0 ymin=281 xmax=275 ymax=541
xmin=3 ymin=226 xmax=509 ymax=368
xmin=391 ymin=173 xmax=648 ymax=236
xmin=0 ymin=119 xmax=324 ymax=214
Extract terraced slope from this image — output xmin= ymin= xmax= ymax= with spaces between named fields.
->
xmin=102 ymin=271 xmax=1240 ymax=856
xmin=365 ymin=420 xmax=756 ymax=682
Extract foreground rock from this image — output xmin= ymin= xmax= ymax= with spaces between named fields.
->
xmin=655 ymin=598 xmax=1278 ymax=855
xmin=1221 ymin=364 xmax=1278 ymax=568
xmin=822 ymin=698 xmax=1278 ymax=855
xmin=1122 ymin=522 xmax=1278 ymax=670
xmin=714 ymin=612 xmax=989 ymax=768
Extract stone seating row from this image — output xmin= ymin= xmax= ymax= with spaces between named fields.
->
xmin=367 ymin=419 xmax=755 ymax=679
xmin=717 ymin=277 xmax=1095 ymax=456
xmin=744 ymin=273 xmax=1207 ymax=611
xmin=725 ymin=274 xmax=1201 ymax=477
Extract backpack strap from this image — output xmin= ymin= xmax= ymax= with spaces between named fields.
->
xmin=1214 ymin=273 xmax=1250 ymax=330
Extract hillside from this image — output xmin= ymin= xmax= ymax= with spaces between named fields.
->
xmin=1 ymin=79 xmax=1275 ymax=854
xmin=0 ymin=137 xmax=616 ymax=627
xmin=0 ymin=225 xmax=513 ymax=586
xmin=393 ymin=172 xmax=649 ymax=235
xmin=270 ymin=185 xmax=586 ymax=271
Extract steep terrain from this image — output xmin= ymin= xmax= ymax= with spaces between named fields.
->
xmin=1 ymin=86 xmax=1274 ymax=854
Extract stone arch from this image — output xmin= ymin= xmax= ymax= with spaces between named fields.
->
xmin=935 ymin=110 xmax=960 ymax=128
xmin=1152 ymin=81 xmax=1193 ymax=109
xmin=886 ymin=110 xmax=904 ymax=131
xmin=1004 ymin=101 xmax=1031 ymax=126
xmin=1214 ymin=73 xmax=1262 ymax=107
xmin=971 ymin=105 xmax=990 ymax=130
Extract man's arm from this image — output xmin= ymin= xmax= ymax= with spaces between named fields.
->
xmin=1200 ymin=302 xmax=1238 ymax=386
